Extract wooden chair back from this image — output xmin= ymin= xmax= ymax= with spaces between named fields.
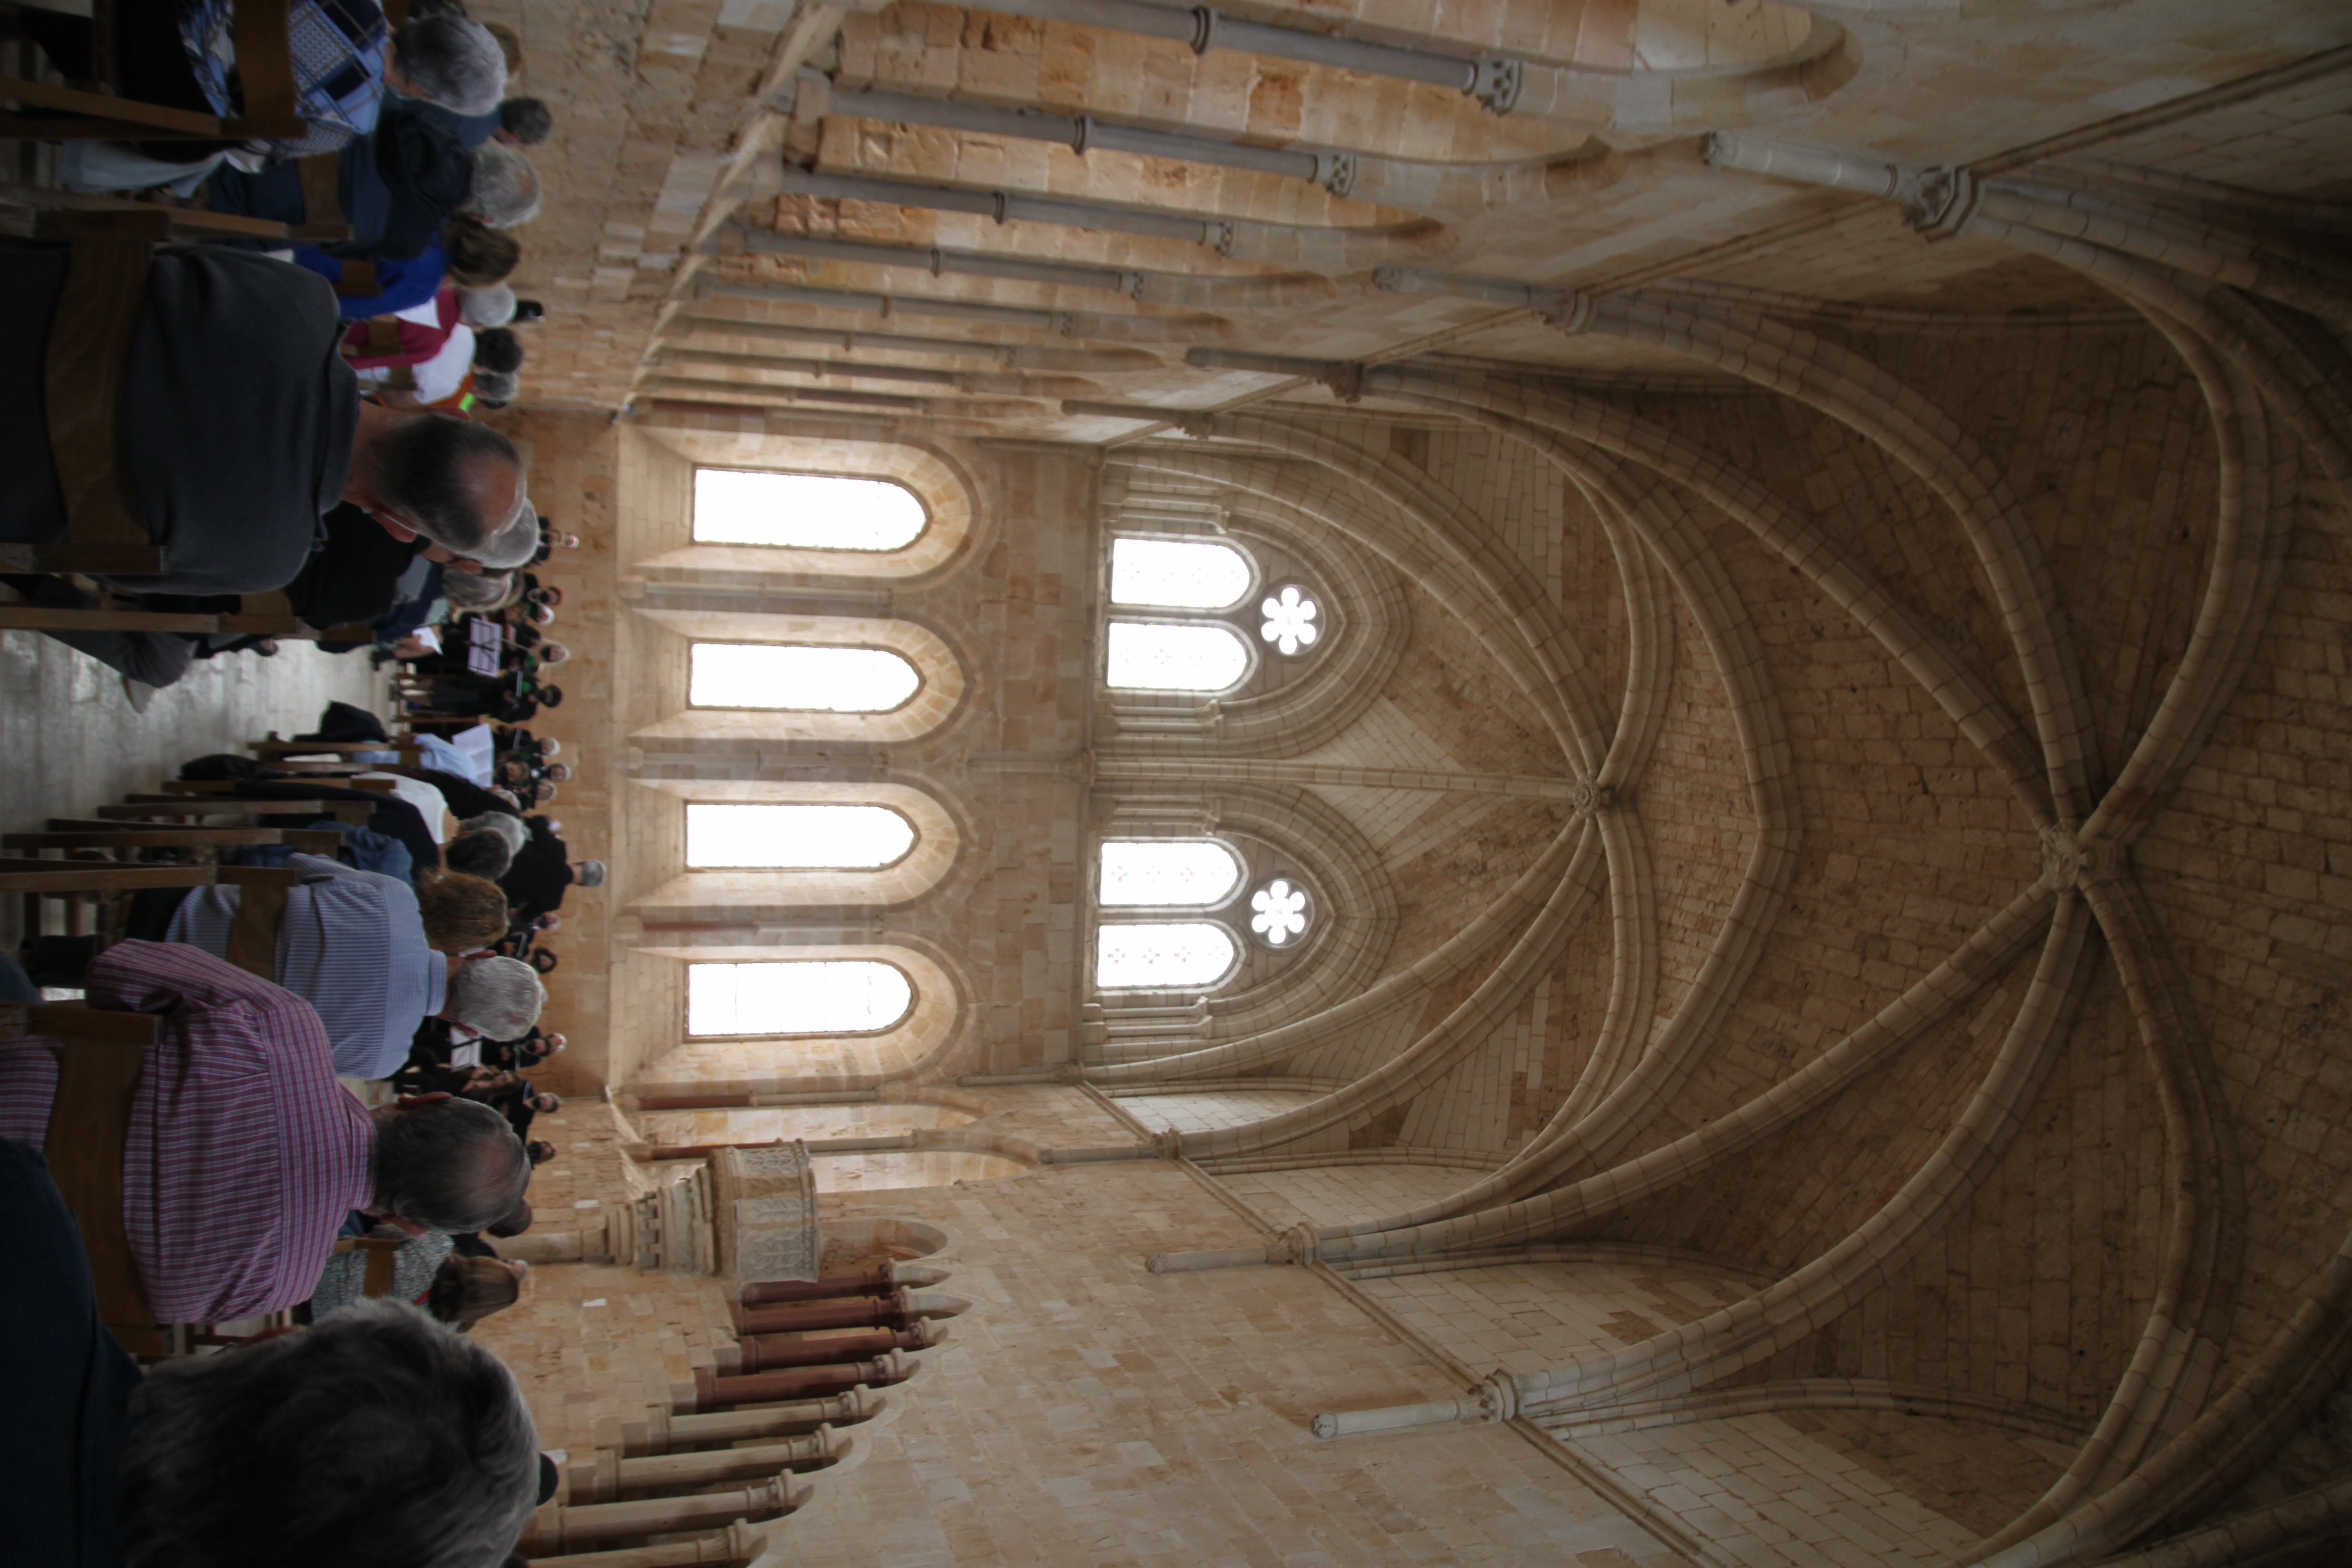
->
xmin=0 ymin=0 xmax=306 ymax=143
xmin=224 ymin=874 xmax=292 ymax=980
xmin=334 ymin=1235 xmax=408 ymax=1299
xmin=98 ymin=798 xmax=375 ymax=827
xmin=0 ymin=588 xmax=385 ymax=642
xmin=158 ymin=777 xmax=397 ymax=796
xmin=0 ymin=998 xmax=174 ymax=1356
xmin=10 ymin=210 xmax=169 ymax=579
xmin=11 ymin=822 xmax=344 ymax=854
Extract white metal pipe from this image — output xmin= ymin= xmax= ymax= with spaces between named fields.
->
xmin=1700 ymin=131 xmax=1902 ymax=198
xmin=967 ymin=0 xmax=1493 ymax=98
xmin=822 ymin=84 xmax=1333 ymax=188
xmin=1310 ymin=1396 xmax=1475 ymax=1438
xmin=780 ymin=166 xmax=1225 ymax=247
xmin=736 ymin=227 xmax=1143 ymax=295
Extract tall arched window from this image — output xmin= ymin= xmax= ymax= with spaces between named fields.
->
xmin=687 ymin=960 xmax=915 ymax=1036
xmin=689 ymin=643 xmax=921 ymax=712
xmin=1098 ymin=840 xmax=1243 ymax=906
xmin=1095 ymin=923 xmax=1239 ymax=990
xmin=693 ymin=470 xmax=927 ymax=550
xmin=1106 ymin=622 xmax=1251 ymax=692
xmin=687 ymin=803 xmax=916 ymax=869
xmin=1110 ymin=537 xmax=1252 ymax=610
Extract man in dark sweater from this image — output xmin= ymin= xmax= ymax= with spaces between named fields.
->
xmin=0 ymin=246 xmax=523 ymax=685
xmin=498 ymin=816 xmax=603 ymax=925
xmin=207 ymin=97 xmax=476 ymax=261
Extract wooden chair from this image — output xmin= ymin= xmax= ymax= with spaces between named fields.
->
xmin=0 ymin=974 xmax=357 ymax=1357
xmin=0 ymin=161 xmax=364 ymax=587
xmin=0 ymin=583 xmax=384 ymax=643
xmin=6 ymin=821 xmax=346 ymax=854
xmin=1 ymin=207 xmax=169 ymax=578
xmin=0 ymin=995 xmax=180 ymax=1355
xmin=0 ymin=0 xmax=304 ymax=145
xmin=335 ymin=1234 xmax=407 ymax=1299
xmin=156 ymin=777 xmax=397 ymax=797
xmin=250 ymin=737 xmax=424 ymax=767
xmin=0 ymin=0 xmax=354 ymax=239
xmin=95 ymin=798 xmax=375 ymax=826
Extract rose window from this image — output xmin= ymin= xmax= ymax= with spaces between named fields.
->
xmin=1259 ymin=585 xmax=1320 ymax=656
xmin=1249 ymin=878 xmax=1311 ymax=946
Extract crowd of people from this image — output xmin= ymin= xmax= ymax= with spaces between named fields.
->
xmin=0 ymin=5 xmax=613 ymax=1561
xmin=0 ymin=0 xmax=585 ymax=705
xmin=393 ymin=560 xmax=578 ymax=731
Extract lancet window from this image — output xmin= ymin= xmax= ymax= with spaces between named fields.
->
xmin=688 ymin=643 xmax=921 ymax=712
xmin=692 ymin=470 xmax=927 ymax=550
xmin=686 ymin=960 xmax=915 ymax=1037
xmin=686 ymin=803 xmax=916 ymax=869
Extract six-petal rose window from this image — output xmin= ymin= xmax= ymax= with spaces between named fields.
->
xmin=1249 ymin=878 xmax=1312 ymax=946
xmin=1259 ymin=585 xmax=1320 ymax=656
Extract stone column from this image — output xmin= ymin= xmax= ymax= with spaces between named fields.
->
xmin=522 ymin=1520 xmax=758 ymax=1566
xmin=568 ymin=1428 xmax=841 ymax=1501
xmin=738 ymin=1268 xmax=892 ymax=1303
xmin=519 ymin=1479 xmax=799 ymax=1555
xmin=728 ymin=1321 xmax=940 ymax=1374
xmin=620 ymin=1387 xmax=874 ymax=1455
xmin=689 ymin=1349 xmax=914 ymax=1409
xmin=731 ymin=1289 xmax=912 ymax=1336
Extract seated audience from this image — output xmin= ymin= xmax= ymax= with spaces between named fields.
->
xmin=458 ymin=140 xmax=541 ymax=227
xmin=307 ymin=1223 xmax=524 ymax=1328
xmin=445 ymin=830 xmax=516 ymax=880
xmin=307 ymin=1220 xmax=452 ymax=1321
xmin=360 ymin=317 xmax=475 ymax=405
xmin=0 ymin=247 xmax=525 ymax=594
xmin=422 ymin=92 xmax=553 ymax=151
xmin=294 ymin=213 xmax=520 ymax=317
xmin=391 ymin=763 xmax=515 ymax=822
xmin=429 ymin=1253 xmax=528 ymax=1331
xmin=21 ymin=6 xmax=503 ymax=182
xmin=4 ymin=1157 xmax=540 ymax=1568
xmin=341 ymin=285 xmax=464 ymax=373
xmin=0 ymin=488 xmax=520 ymax=690
xmin=0 ymin=942 xmax=533 ymax=1325
xmin=20 ymin=861 xmax=546 ymax=1078
xmin=416 ymin=867 xmax=512 ymax=952
xmin=496 ymin=97 xmax=554 ymax=145
xmin=358 ymin=769 xmax=454 ymax=842
xmin=504 ymin=1090 xmax=559 ymax=1141
xmin=500 ymin=816 xmax=603 ymax=925
xmin=461 ymin=282 xmax=520 ymax=327
xmin=209 ymin=93 xmax=476 ymax=258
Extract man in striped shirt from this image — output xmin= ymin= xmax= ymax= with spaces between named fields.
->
xmin=0 ymin=941 xmax=529 ymax=1324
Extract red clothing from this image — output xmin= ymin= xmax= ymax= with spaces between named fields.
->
xmin=340 ymin=285 xmax=460 ymax=371
xmin=0 ymin=941 xmax=377 ymax=1323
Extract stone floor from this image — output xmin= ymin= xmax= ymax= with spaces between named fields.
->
xmin=0 ymin=628 xmax=383 ymax=947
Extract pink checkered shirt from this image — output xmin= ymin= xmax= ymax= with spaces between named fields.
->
xmin=0 ymin=940 xmax=377 ymax=1322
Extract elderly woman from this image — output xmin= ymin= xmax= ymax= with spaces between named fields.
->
xmin=305 ymin=1222 xmax=453 ymax=1322
xmin=307 ymin=1227 xmax=527 ymax=1331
